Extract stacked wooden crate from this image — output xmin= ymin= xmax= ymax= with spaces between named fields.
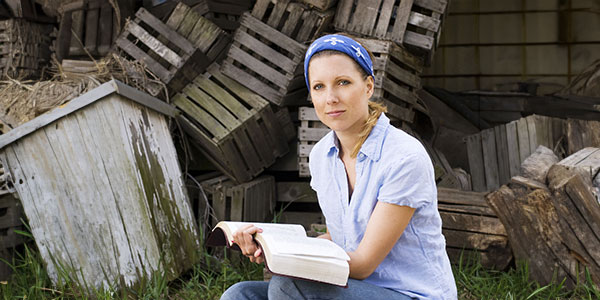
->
xmin=175 ymin=64 xmax=289 ymax=183
xmin=201 ymin=174 xmax=276 ymax=226
xmin=465 ymin=114 xmax=565 ymax=192
xmin=334 ymin=0 xmax=448 ymax=65
xmin=221 ymin=0 xmax=335 ymax=106
xmin=113 ymin=6 xmax=213 ymax=96
xmin=355 ymin=37 xmax=424 ymax=126
xmin=54 ymin=0 xmax=122 ymax=62
xmin=203 ymin=0 xmax=255 ymax=32
xmin=0 ymin=19 xmax=52 ymax=79
xmin=297 ymin=107 xmax=329 ymax=177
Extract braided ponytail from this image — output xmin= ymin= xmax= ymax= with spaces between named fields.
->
xmin=350 ymin=101 xmax=387 ymax=158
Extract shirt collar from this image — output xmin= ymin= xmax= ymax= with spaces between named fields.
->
xmin=325 ymin=113 xmax=390 ymax=162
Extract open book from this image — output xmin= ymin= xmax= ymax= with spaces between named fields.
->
xmin=206 ymin=221 xmax=350 ymax=287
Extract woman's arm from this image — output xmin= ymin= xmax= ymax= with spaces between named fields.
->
xmin=347 ymin=202 xmax=415 ymax=279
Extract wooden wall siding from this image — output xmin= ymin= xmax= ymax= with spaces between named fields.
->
xmin=423 ymin=0 xmax=600 ymax=92
xmin=175 ymin=64 xmax=289 ymax=183
xmin=466 ymin=114 xmax=564 ymax=192
xmin=251 ymin=0 xmax=334 ymax=43
xmin=0 ymin=87 xmax=200 ymax=291
xmin=438 ymin=187 xmax=512 ymax=270
xmin=297 ymin=107 xmax=330 ymax=177
xmin=114 ymin=7 xmax=210 ymax=96
xmin=334 ymin=0 xmax=449 ymax=65
xmin=221 ymin=12 xmax=307 ymax=106
xmin=0 ymin=19 xmax=52 ymax=79
xmin=356 ymin=37 xmax=424 ymax=125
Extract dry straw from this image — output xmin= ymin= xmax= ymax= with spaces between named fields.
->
xmin=0 ymin=54 xmax=168 ymax=130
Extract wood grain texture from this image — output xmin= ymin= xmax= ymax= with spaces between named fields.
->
xmin=0 ymin=88 xmax=199 ymax=291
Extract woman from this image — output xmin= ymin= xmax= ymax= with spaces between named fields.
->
xmin=220 ymin=34 xmax=457 ymax=300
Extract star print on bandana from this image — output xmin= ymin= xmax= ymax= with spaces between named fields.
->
xmin=303 ymin=34 xmax=374 ymax=90
xmin=324 ymin=37 xmax=345 ymax=45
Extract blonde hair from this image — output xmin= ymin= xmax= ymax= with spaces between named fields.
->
xmin=350 ymin=101 xmax=387 ymax=158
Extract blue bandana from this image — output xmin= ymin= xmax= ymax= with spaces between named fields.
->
xmin=303 ymin=34 xmax=375 ymax=90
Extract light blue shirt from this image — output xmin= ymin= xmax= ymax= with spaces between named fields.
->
xmin=309 ymin=113 xmax=457 ymax=299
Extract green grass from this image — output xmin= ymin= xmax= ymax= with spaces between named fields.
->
xmin=1 ymin=243 xmax=599 ymax=299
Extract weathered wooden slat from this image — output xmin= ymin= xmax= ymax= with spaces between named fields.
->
xmin=466 ymin=134 xmax=486 ymax=192
xmin=506 ymin=120 xmax=521 ymax=177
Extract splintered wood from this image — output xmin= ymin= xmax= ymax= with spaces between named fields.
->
xmin=175 ymin=64 xmax=289 ymax=183
xmin=486 ymin=152 xmax=600 ymax=287
xmin=438 ymin=188 xmax=511 ymax=270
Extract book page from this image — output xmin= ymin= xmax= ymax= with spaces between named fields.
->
xmin=217 ymin=222 xmax=307 ymax=243
xmin=260 ymin=235 xmax=350 ymax=261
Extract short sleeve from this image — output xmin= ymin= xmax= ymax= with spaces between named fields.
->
xmin=377 ymin=152 xmax=436 ymax=209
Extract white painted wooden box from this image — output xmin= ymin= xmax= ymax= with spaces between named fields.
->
xmin=0 ymin=80 xmax=200 ymax=291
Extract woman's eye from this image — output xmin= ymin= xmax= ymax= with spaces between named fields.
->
xmin=313 ymin=84 xmax=323 ymax=90
xmin=339 ymin=80 xmax=350 ymax=85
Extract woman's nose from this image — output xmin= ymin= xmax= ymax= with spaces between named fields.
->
xmin=326 ymin=88 xmax=339 ymax=104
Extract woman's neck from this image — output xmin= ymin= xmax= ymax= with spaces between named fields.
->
xmin=336 ymin=130 xmax=361 ymax=159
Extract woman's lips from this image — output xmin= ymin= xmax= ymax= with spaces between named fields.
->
xmin=326 ymin=110 xmax=345 ymax=117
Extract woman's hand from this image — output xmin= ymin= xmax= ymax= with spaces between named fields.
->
xmin=232 ymin=224 xmax=264 ymax=264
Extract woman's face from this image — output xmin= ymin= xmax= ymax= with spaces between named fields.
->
xmin=308 ymin=53 xmax=374 ymax=136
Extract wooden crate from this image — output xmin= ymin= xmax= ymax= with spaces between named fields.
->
xmin=466 ymin=114 xmax=565 ymax=192
xmin=297 ymin=107 xmax=330 ymax=177
xmin=276 ymin=181 xmax=323 ymax=231
xmin=175 ymin=64 xmax=289 ymax=183
xmin=165 ymin=2 xmax=230 ymax=64
xmin=251 ymin=0 xmax=334 ymax=43
xmin=114 ymin=7 xmax=210 ymax=95
xmin=0 ymin=80 xmax=200 ymax=291
xmin=356 ymin=37 xmax=424 ymax=126
xmin=0 ymin=19 xmax=52 ymax=79
xmin=221 ymin=12 xmax=307 ymax=106
xmin=0 ymin=192 xmax=25 ymax=247
xmin=54 ymin=0 xmax=122 ymax=61
xmin=334 ymin=0 xmax=448 ymax=65
xmin=202 ymin=175 xmax=276 ymax=225
xmin=438 ymin=187 xmax=512 ymax=270
xmin=203 ymin=0 xmax=254 ymax=32
xmin=299 ymin=0 xmax=338 ymax=11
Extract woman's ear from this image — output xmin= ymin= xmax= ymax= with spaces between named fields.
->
xmin=365 ymin=76 xmax=375 ymax=98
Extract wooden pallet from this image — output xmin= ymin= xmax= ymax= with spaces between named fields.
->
xmin=201 ymin=174 xmax=276 ymax=225
xmin=221 ymin=12 xmax=307 ymax=106
xmin=465 ymin=114 xmax=565 ymax=192
xmin=297 ymin=107 xmax=329 ymax=177
xmin=251 ymin=0 xmax=334 ymax=43
xmin=355 ymin=37 xmax=424 ymax=125
xmin=334 ymin=0 xmax=448 ymax=65
xmin=175 ymin=64 xmax=289 ymax=183
xmin=0 ymin=19 xmax=52 ymax=79
xmin=114 ymin=7 xmax=210 ymax=95
xmin=165 ymin=2 xmax=230 ymax=64
xmin=203 ymin=0 xmax=254 ymax=32
xmin=438 ymin=187 xmax=512 ymax=270
xmin=54 ymin=0 xmax=120 ymax=61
